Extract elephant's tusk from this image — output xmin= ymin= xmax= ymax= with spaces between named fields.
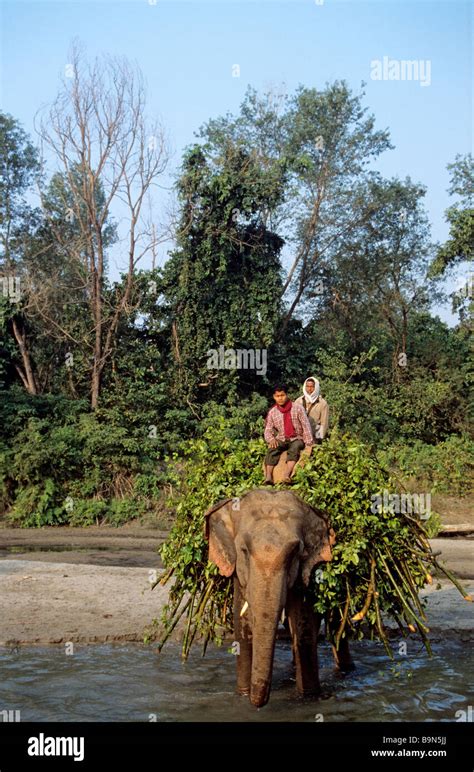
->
xmin=240 ymin=601 xmax=249 ymax=617
xmin=280 ymin=609 xmax=286 ymax=624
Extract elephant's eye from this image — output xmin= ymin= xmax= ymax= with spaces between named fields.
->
xmin=287 ymin=539 xmax=303 ymax=559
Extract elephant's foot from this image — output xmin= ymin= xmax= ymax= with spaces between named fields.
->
xmin=296 ymin=684 xmax=322 ymax=699
xmin=336 ymin=661 xmax=356 ymax=674
xmin=237 ymin=686 xmax=250 ymax=696
xmin=333 ymin=650 xmax=355 ymax=673
xmin=331 ymin=640 xmax=354 ymax=673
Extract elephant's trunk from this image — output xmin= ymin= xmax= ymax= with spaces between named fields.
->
xmin=249 ymin=577 xmax=286 ymax=708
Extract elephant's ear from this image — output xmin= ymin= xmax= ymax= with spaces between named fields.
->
xmin=204 ymin=499 xmax=236 ymax=577
xmin=300 ymin=500 xmax=335 ymax=586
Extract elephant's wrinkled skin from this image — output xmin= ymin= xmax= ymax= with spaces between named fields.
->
xmin=205 ymin=488 xmax=353 ymax=708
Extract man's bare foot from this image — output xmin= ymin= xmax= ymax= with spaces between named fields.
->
xmin=264 ymin=477 xmax=274 ymax=486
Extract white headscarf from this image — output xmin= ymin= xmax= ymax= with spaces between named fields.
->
xmin=303 ymin=376 xmax=320 ymax=404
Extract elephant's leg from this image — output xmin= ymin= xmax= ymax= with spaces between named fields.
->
xmin=233 ymin=577 xmax=252 ymax=696
xmin=331 ymin=636 xmax=355 ymax=672
xmin=286 ymin=589 xmax=321 ymax=696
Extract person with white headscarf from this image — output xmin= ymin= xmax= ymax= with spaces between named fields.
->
xmin=294 ymin=376 xmax=329 ymax=443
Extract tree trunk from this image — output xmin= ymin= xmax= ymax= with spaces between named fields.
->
xmin=11 ymin=318 xmax=37 ymax=395
xmin=91 ymin=253 xmax=102 ymax=409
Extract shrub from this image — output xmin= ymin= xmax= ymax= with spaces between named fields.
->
xmin=379 ymin=435 xmax=474 ymax=496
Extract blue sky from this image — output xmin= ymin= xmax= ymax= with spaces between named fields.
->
xmin=1 ymin=0 xmax=472 ymax=322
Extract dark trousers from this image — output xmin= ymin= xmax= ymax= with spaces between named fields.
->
xmin=265 ymin=439 xmax=305 ymax=466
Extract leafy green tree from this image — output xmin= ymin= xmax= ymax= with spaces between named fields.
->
xmin=23 ymin=166 xmax=119 ymax=398
xmin=308 ymin=175 xmax=438 ymax=379
xmin=199 ymin=82 xmax=393 ymax=333
xmin=0 ymin=111 xmax=41 ymax=393
xmin=162 ymin=143 xmax=285 ymax=405
xmin=430 ymin=154 xmax=473 ymax=324
xmin=431 ymin=153 xmax=473 ymax=274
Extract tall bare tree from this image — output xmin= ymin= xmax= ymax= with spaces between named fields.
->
xmin=36 ymin=42 xmax=169 ymax=407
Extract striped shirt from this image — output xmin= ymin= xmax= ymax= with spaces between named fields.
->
xmin=264 ymin=402 xmax=313 ymax=446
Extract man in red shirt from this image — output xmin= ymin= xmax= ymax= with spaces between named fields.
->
xmin=264 ymin=383 xmax=313 ymax=485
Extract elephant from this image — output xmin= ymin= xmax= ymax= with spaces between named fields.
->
xmin=204 ymin=488 xmax=353 ymax=708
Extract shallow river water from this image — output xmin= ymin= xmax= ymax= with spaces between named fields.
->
xmin=1 ymin=638 xmax=472 ymax=722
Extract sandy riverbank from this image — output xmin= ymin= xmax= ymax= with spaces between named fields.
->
xmin=0 ymin=529 xmax=472 ymax=645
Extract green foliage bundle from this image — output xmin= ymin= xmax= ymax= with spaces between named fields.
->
xmin=157 ymin=422 xmax=471 ymax=658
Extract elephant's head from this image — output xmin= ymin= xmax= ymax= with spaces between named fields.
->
xmin=204 ymin=488 xmax=335 ymax=706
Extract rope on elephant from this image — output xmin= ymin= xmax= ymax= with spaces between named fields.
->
xmin=152 ymin=425 xmax=472 ymax=659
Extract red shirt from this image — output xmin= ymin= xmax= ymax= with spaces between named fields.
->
xmin=264 ymin=402 xmax=313 ymax=446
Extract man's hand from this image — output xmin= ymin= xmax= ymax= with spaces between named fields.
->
xmin=268 ymin=438 xmax=279 ymax=449
xmin=305 ymin=444 xmax=313 ymax=457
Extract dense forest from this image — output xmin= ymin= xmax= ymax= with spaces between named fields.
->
xmin=1 ymin=48 xmax=472 ymax=527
